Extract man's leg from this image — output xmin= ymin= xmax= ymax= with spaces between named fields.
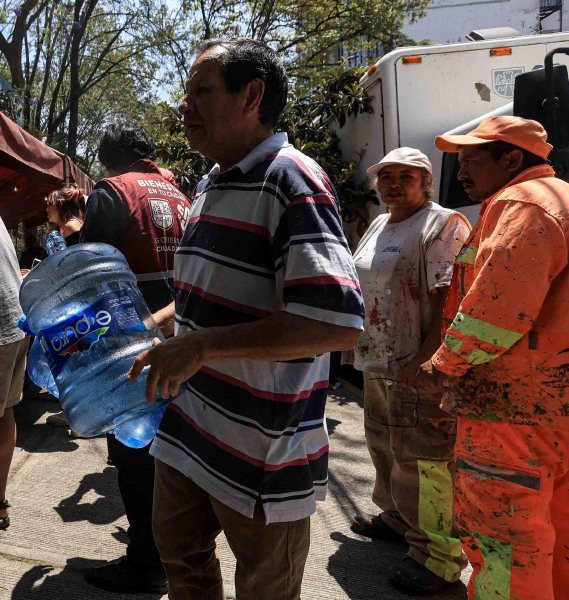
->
xmin=0 ymin=407 xmax=16 ymax=521
xmin=455 ymin=419 xmax=560 ymax=600
xmin=351 ymin=373 xmax=406 ymax=540
xmin=212 ymin=498 xmax=310 ymax=600
xmin=84 ymin=435 xmax=166 ymax=593
xmin=387 ymin=389 xmax=466 ymax=593
xmin=106 ymin=434 xmax=163 ymax=568
xmin=0 ymin=338 xmax=28 ymax=527
xmin=153 ymin=459 xmax=224 ymax=600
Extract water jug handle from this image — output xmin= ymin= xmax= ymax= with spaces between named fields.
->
xmin=17 ymin=315 xmax=34 ymax=336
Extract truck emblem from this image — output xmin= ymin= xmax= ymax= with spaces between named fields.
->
xmin=149 ymin=198 xmax=174 ymax=230
xmin=492 ymin=67 xmax=524 ymax=99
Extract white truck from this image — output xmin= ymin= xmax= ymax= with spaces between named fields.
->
xmin=336 ymin=31 xmax=569 ymax=224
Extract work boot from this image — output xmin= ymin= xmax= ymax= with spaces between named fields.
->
xmin=350 ymin=512 xmax=406 ymax=542
xmin=389 ymin=556 xmax=452 ymax=596
xmin=84 ymin=556 xmax=167 ymax=594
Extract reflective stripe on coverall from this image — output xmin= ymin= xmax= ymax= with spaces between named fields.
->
xmin=432 ymin=164 xmax=569 ymax=599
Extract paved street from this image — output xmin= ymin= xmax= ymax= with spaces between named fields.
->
xmin=0 ymin=385 xmax=471 ymax=600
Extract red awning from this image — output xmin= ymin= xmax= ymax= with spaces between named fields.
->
xmin=0 ymin=112 xmax=94 ymax=229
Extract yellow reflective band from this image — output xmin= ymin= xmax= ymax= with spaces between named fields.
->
xmin=472 ymin=531 xmax=512 ymax=599
xmin=444 ymin=334 xmax=463 ymax=354
xmin=450 ymin=312 xmax=523 ymax=349
xmin=418 ymin=460 xmax=463 ymax=582
xmin=456 ymin=246 xmax=478 ymax=265
xmin=467 ymin=348 xmax=499 ymax=365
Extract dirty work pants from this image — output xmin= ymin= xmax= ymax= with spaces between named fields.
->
xmin=363 ymin=373 xmax=466 ymax=582
xmin=106 ymin=433 xmax=164 ymax=570
xmin=455 ymin=418 xmax=569 ymax=600
xmin=152 ymin=459 xmax=311 ymax=600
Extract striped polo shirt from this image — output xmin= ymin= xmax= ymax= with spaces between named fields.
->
xmin=150 ymin=133 xmax=364 ymax=523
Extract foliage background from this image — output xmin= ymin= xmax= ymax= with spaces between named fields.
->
xmin=0 ymin=0 xmax=428 ymax=243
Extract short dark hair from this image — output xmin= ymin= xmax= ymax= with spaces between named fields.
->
xmin=98 ymin=122 xmax=155 ymax=170
xmin=196 ymin=37 xmax=288 ymax=128
xmin=482 ymin=140 xmax=546 ymax=169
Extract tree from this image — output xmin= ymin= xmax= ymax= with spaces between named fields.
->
xmin=0 ymin=0 xmax=171 ymax=159
xmin=153 ymin=62 xmax=378 ymax=235
xmin=175 ymin=0 xmax=429 ymax=82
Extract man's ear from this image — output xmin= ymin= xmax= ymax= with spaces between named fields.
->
xmin=504 ymin=149 xmax=524 ymax=173
xmin=243 ymin=78 xmax=265 ymax=118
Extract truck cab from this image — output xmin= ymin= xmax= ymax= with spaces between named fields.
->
xmin=335 ymin=31 xmax=569 ymax=225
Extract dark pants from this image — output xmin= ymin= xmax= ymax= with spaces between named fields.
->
xmin=106 ymin=433 xmax=163 ymax=569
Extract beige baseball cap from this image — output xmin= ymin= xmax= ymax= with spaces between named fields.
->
xmin=367 ymin=147 xmax=433 ymax=175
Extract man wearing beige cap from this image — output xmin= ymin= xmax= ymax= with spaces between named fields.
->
xmin=409 ymin=116 xmax=569 ymax=599
xmin=350 ymin=147 xmax=470 ymax=595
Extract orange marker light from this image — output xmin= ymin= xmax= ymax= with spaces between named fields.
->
xmin=367 ymin=64 xmax=377 ymax=77
xmin=402 ymin=56 xmax=422 ymax=64
xmin=490 ymin=47 xmax=512 ymax=57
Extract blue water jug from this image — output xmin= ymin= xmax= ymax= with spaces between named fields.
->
xmin=17 ymin=316 xmax=59 ymax=397
xmin=29 ymin=338 xmax=60 ymax=398
xmin=112 ymin=404 xmax=168 ymax=448
xmin=19 ymin=232 xmax=169 ymax=439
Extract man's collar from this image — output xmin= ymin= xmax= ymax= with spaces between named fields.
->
xmin=205 ymin=132 xmax=289 ymax=182
xmin=479 ymin=164 xmax=556 ymax=215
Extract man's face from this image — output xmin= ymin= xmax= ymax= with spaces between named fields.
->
xmin=457 ymin=145 xmax=515 ymax=202
xmin=178 ymin=49 xmax=244 ymax=163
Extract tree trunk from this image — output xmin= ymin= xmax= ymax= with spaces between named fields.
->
xmin=67 ymin=0 xmax=98 ymax=159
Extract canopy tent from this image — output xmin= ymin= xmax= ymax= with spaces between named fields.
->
xmin=0 ymin=112 xmax=94 ymax=229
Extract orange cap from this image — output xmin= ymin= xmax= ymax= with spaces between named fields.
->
xmin=435 ymin=116 xmax=552 ymax=160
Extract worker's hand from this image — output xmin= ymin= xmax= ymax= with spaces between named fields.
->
xmin=127 ymin=332 xmax=204 ymax=403
xmin=413 ymin=359 xmax=450 ymax=394
xmin=399 ymin=357 xmax=424 ymax=389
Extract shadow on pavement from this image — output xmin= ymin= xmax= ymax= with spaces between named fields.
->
xmin=54 ymin=467 xmax=125 ymax=525
xmin=328 ymin=387 xmax=364 ymax=409
xmin=111 ymin=525 xmax=130 ymax=545
xmin=11 ymin=558 xmax=164 ymax=600
xmin=15 ymin=395 xmax=81 ymax=454
xmin=328 ymin=531 xmax=468 ymax=600
xmin=326 ymin=417 xmax=341 ymax=436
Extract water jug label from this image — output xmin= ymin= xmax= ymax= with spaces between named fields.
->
xmin=38 ymin=288 xmax=147 ymax=378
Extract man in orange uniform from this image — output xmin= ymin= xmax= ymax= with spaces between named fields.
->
xmin=408 ymin=116 xmax=569 ymax=600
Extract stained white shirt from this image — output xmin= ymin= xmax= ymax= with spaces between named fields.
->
xmin=353 ymin=202 xmax=470 ymax=377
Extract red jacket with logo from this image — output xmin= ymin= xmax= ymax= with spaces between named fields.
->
xmin=81 ymin=159 xmax=192 ymax=312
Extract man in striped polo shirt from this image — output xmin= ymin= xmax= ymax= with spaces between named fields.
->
xmin=129 ymin=38 xmax=364 ymax=599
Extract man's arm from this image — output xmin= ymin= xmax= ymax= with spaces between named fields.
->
xmin=400 ymin=287 xmax=448 ymax=388
xmin=400 ymin=212 xmax=469 ymax=388
xmin=415 ymin=200 xmax=567 ymax=391
xmin=129 ymin=312 xmax=361 ymax=402
xmin=80 ymin=185 xmax=125 ymax=247
xmin=152 ymin=302 xmax=175 ymax=337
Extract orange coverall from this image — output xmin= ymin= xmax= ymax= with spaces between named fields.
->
xmin=432 ymin=165 xmax=569 ymax=599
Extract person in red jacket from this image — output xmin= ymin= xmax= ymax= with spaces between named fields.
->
xmin=80 ymin=122 xmax=191 ymax=595
xmin=406 ymin=116 xmax=569 ymax=600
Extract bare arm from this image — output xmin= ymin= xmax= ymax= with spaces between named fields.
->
xmin=400 ymin=287 xmax=448 ymax=388
xmin=152 ymin=301 xmax=176 ymax=337
xmin=129 ymin=311 xmax=361 ymax=402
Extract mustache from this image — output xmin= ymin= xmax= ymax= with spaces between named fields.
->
xmin=462 ymin=180 xmax=475 ymax=186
